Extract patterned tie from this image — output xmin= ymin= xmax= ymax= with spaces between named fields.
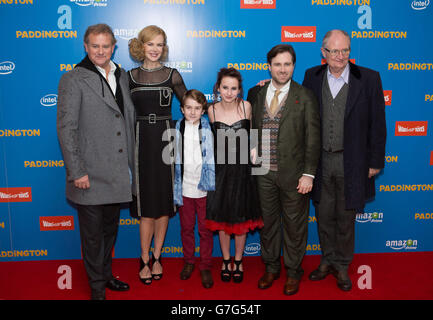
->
xmin=270 ymin=89 xmax=281 ymax=115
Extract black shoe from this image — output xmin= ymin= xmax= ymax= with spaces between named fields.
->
xmin=152 ymin=256 xmax=163 ymax=280
xmin=308 ymin=264 xmax=336 ymax=281
xmin=232 ymin=259 xmax=244 ymax=283
xmin=335 ymin=270 xmax=352 ymax=291
xmin=106 ymin=278 xmax=130 ymax=291
xmin=139 ymin=257 xmax=152 ymax=285
xmin=221 ymin=258 xmax=232 ymax=282
xmin=91 ymin=289 xmax=106 ymax=300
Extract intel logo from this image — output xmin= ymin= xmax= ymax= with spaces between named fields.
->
xmin=244 ymin=242 xmax=260 ymax=255
xmin=0 ymin=61 xmax=16 ymax=75
xmin=40 ymin=94 xmax=58 ymax=107
xmin=70 ymin=0 xmax=107 ymax=7
xmin=70 ymin=0 xmax=92 ymax=6
xmin=411 ymin=0 xmax=430 ymax=10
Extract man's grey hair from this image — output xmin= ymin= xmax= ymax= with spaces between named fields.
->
xmin=322 ymin=29 xmax=351 ymax=48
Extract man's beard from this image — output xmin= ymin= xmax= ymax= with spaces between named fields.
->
xmin=272 ymin=74 xmax=291 ymax=87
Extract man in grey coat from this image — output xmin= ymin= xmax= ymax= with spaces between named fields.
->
xmin=57 ymin=24 xmax=136 ymax=300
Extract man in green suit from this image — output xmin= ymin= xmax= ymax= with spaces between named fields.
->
xmin=247 ymin=44 xmax=320 ymax=296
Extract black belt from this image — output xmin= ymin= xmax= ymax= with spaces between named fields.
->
xmin=324 ymin=148 xmax=344 ymax=153
xmin=137 ymin=114 xmax=171 ymax=124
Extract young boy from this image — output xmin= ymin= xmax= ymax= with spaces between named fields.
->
xmin=173 ymin=89 xmax=215 ymax=288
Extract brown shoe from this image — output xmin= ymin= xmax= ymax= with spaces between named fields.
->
xmin=200 ymin=269 xmax=214 ymax=289
xmin=258 ymin=272 xmax=280 ymax=289
xmin=283 ymin=277 xmax=300 ymax=296
xmin=308 ymin=264 xmax=335 ymax=281
xmin=180 ymin=263 xmax=194 ymax=280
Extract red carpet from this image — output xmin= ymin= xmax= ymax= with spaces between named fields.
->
xmin=1 ymin=252 xmax=432 ymax=300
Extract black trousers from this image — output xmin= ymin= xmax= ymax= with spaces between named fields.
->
xmin=77 ymin=203 xmax=121 ymax=291
xmin=257 ymin=170 xmax=309 ymax=280
xmin=315 ymin=151 xmax=356 ymax=271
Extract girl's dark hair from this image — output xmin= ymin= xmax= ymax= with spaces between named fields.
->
xmin=212 ymin=67 xmax=244 ymax=105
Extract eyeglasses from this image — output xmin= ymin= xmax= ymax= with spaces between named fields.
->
xmin=323 ymin=48 xmax=350 ymax=57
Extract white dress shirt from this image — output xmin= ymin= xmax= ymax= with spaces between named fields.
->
xmin=327 ymin=63 xmax=349 ymax=98
xmin=266 ymin=79 xmax=291 ymax=107
xmin=95 ymin=60 xmax=117 ymax=95
xmin=182 ymin=120 xmax=207 ymax=198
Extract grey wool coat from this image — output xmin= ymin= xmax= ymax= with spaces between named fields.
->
xmin=57 ymin=56 xmax=136 ymax=205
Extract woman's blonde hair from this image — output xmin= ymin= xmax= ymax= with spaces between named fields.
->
xmin=129 ymin=25 xmax=168 ymax=62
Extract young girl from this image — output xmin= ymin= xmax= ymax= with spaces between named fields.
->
xmin=173 ymin=89 xmax=215 ymax=288
xmin=206 ymin=68 xmax=263 ymax=283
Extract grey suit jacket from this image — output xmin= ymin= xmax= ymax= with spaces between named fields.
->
xmin=57 ymin=59 xmax=136 ymax=205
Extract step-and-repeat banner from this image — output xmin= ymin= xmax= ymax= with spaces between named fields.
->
xmin=1 ymin=0 xmax=432 ymax=261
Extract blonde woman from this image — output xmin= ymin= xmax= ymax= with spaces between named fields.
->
xmin=128 ymin=25 xmax=187 ymax=285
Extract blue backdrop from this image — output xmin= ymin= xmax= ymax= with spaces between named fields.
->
xmin=1 ymin=0 xmax=432 ymax=262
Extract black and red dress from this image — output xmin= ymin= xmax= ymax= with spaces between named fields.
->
xmin=205 ymin=103 xmax=263 ymax=234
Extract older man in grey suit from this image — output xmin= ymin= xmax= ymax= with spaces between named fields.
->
xmin=57 ymin=24 xmax=135 ymax=300
xmin=302 ymin=30 xmax=386 ymax=291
